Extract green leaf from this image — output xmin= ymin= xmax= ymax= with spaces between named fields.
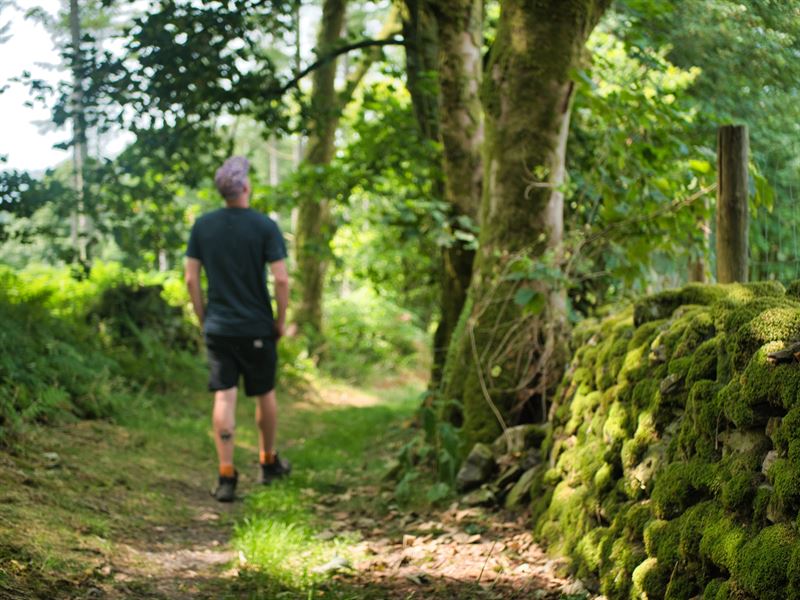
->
xmin=514 ymin=288 xmax=535 ymax=306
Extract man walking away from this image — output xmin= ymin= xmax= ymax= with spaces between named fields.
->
xmin=185 ymin=156 xmax=291 ymax=502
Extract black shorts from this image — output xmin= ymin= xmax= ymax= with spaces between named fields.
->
xmin=205 ymin=334 xmax=277 ymax=396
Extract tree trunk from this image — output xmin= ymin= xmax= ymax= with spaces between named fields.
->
xmin=294 ymin=4 xmax=399 ymax=347
xmin=716 ymin=124 xmax=749 ymax=283
xmin=402 ymin=0 xmax=440 ymax=142
xmin=431 ymin=0 xmax=483 ymax=386
xmin=440 ymin=0 xmax=610 ymax=447
xmin=69 ymin=0 xmax=90 ymax=266
xmin=401 ymin=0 xmax=483 ymax=385
xmin=294 ymin=0 xmax=347 ymax=341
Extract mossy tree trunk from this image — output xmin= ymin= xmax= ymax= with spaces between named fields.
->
xmin=401 ymin=0 xmax=483 ymax=385
xmin=441 ymin=0 xmax=610 ymax=446
xmin=401 ymin=0 xmax=440 ymax=141
xmin=430 ymin=0 xmax=483 ymax=386
xmin=295 ymin=3 xmax=398 ymax=349
xmin=294 ymin=0 xmax=347 ymax=343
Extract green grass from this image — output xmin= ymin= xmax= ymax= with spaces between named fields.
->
xmin=229 ymin=380 xmax=422 ymax=597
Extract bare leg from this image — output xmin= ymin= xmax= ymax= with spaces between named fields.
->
xmin=213 ymin=387 xmax=238 ymax=469
xmin=255 ymin=389 xmax=277 ymax=460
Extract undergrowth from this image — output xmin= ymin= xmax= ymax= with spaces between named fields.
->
xmin=0 ymin=263 xmax=205 ymax=442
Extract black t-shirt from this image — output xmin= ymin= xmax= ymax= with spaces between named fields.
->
xmin=186 ymin=207 xmax=287 ymax=337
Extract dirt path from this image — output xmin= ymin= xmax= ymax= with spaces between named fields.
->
xmin=307 ymin=489 xmax=582 ymax=599
xmin=100 ymin=484 xmax=237 ymax=599
xmin=1 ymin=382 xmax=588 ymax=600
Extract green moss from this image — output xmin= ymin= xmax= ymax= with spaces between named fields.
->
xmin=738 ymin=342 xmax=800 ymax=413
xmin=634 ymin=284 xmax=730 ymax=326
xmin=537 ymin=482 xmax=591 ymax=553
xmin=752 ymin=485 xmax=772 ymax=526
xmin=673 ymin=311 xmax=715 ymax=359
xmin=629 ymin=319 xmax=665 ymax=350
xmin=572 ymin=317 xmax=602 ymax=349
xmin=726 ymin=299 xmax=800 ymax=369
xmin=720 ymin=378 xmax=756 ymax=429
xmin=730 ymin=524 xmax=796 ymax=600
xmin=787 ymin=542 xmax=800 ymax=598
xmin=720 ymin=471 xmax=756 ymax=513
xmin=621 ymin=411 xmax=658 ymax=470
xmin=575 ymin=527 xmax=608 ymax=572
xmin=631 ymin=378 xmax=659 ymax=410
xmin=698 ymin=509 xmax=746 ymax=570
xmin=622 ymin=502 xmax=652 ymax=541
xmin=536 ymin=281 xmax=800 ymax=597
xmin=565 ymin=390 xmax=602 ymax=435
xmin=678 ymin=380 xmax=723 ymax=460
xmin=600 ymin=537 xmax=645 ymax=598
xmin=703 ymin=579 xmax=725 ymax=600
xmin=665 ymin=567 xmax=704 ymax=600
xmin=678 ymin=501 xmax=717 ymax=560
xmin=651 ymin=460 xmax=715 ymax=519
xmin=668 ymin=355 xmax=693 ymax=379
xmin=594 ymin=462 xmax=614 ymax=493
xmin=595 ymin=333 xmax=632 ymax=390
xmin=631 ymin=557 xmax=670 ymax=599
xmin=769 ymin=458 xmax=800 ymax=513
xmin=785 ymin=279 xmax=800 ymax=300
xmin=687 ymin=337 xmax=719 ymax=386
xmin=772 ymin=406 xmax=800 ymax=453
xmin=603 ymin=401 xmax=631 ymax=447
xmin=644 ymin=518 xmax=680 ymax=564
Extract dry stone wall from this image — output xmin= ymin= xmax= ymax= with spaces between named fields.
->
xmin=457 ymin=282 xmax=800 ymax=599
xmin=533 ymin=281 xmax=800 ymax=599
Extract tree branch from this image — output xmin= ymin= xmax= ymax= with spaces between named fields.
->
xmin=275 ymin=36 xmax=405 ymax=97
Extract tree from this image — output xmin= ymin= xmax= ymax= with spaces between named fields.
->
xmin=441 ymin=0 xmax=611 ymax=446
xmin=68 ymin=0 xmax=89 ymax=266
xmin=293 ymin=0 xmax=348 ymax=343
xmin=398 ymin=0 xmax=483 ymax=384
xmin=294 ymin=2 xmax=400 ymax=347
xmin=431 ymin=0 xmax=483 ymax=385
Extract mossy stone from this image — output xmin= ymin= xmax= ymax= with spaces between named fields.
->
xmin=633 ymin=284 xmax=729 ymax=327
xmin=631 ymin=557 xmax=669 ymax=599
xmin=651 ymin=460 xmax=715 ymax=519
xmin=768 ymin=458 xmax=800 ymax=514
xmin=730 ymin=523 xmax=796 ymax=600
xmin=686 ymin=337 xmax=719 ymax=386
xmin=698 ymin=509 xmax=745 ymax=570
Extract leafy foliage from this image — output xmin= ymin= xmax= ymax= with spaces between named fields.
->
xmin=0 ymin=264 xmax=202 ymax=442
xmin=565 ymin=29 xmax=714 ymax=313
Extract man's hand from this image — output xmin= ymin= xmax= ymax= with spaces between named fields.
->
xmin=272 ymin=321 xmax=298 ymax=340
xmin=185 ymin=257 xmax=205 ymax=326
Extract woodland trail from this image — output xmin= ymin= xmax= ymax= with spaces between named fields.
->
xmin=0 ymin=378 xmax=587 ymax=600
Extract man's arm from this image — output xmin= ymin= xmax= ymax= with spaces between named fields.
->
xmin=185 ymin=257 xmax=205 ymax=326
xmin=270 ymin=259 xmax=289 ymax=338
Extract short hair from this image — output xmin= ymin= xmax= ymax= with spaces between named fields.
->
xmin=214 ymin=156 xmax=250 ymax=201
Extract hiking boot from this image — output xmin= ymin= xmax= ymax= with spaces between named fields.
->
xmin=212 ymin=470 xmax=238 ymax=502
xmin=259 ymin=453 xmax=291 ymax=484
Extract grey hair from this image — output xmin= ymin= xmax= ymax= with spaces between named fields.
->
xmin=214 ymin=156 xmax=250 ymax=201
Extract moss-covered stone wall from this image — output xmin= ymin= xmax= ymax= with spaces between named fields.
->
xmin=532 ymin=281 xmax=800 ymax=599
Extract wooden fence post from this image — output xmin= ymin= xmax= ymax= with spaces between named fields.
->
xmin=716 ymin=124 xmax=750 ymax=283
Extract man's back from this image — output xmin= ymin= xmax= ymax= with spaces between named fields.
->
xmin=187 ymin=207 xmax=287 ymax=337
